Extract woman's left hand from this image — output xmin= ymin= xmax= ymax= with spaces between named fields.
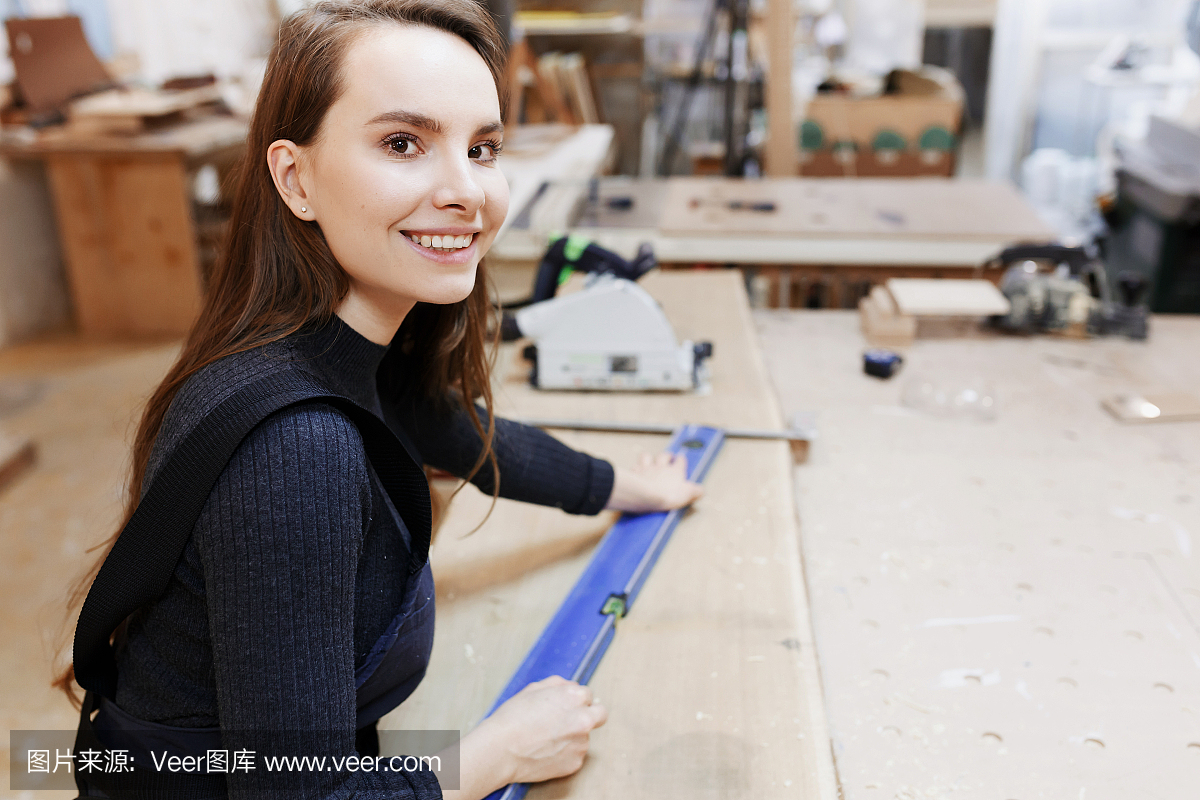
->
xmin=604 ymin=452 xmax=704 ymax=514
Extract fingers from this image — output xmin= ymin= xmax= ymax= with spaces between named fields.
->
xmin=567 ymin=682 xmax=593 ymax=705
xmin=554 ymin=680 xmax=607 ymax=731
xmin=635 ymin=451 xmax=688 ymax=471
xmin=587 ymin=699 xmax=609 ymax=728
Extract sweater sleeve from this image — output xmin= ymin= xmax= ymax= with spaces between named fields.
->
xmin=385 ymin=393 xmax=614 ymax=515
xmin=194 ymin=404 xmax=441 ymax=799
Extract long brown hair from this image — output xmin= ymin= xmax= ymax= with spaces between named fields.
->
xmin=54 ymin=0 xmax=508 ymax=706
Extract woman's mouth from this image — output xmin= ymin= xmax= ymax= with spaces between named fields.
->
xmin=404 ymin=232 xmax=476 ymax=254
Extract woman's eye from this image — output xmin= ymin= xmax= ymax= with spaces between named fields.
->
xmin=469 ymin=142 xmax=501 ymax=162
xmin=385 ymin=135 xmax=419 ymax=156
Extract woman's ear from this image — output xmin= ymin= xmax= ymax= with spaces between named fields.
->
xmin=266 ymin=140 xmax=315 ymax=220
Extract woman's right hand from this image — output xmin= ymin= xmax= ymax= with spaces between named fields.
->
xmin=445 ymin=675 xmax=607 ymax=800
xmin=484 ymin=675 xmax=608 ymax=784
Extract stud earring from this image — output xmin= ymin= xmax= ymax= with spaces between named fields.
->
xmin=300 ymin=206 xmax=307 ymax=213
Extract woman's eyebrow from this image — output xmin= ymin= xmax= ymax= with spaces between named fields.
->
xmin=367 ymin=109 xmax=443 ymax=132
xmin=365 ymin=110 xmax=503 ymax=138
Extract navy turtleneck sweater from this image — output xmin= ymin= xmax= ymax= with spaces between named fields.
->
xmin=112 ymin=316 xmax=614 ymax=798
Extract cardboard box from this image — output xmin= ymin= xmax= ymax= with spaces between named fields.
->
xmin=799 ymin=67 xmax=964 ymax=178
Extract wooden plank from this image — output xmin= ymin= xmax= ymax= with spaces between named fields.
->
xmin=381 ymin=271 xmax=838 ymax=799
xmin=764 ymin=0 xmax=797 ymax=177
xmin=45 ymin=153 xmax=202 ymax=337
xmin=885 ymin=278 xmax=1011 ymax=316
xmin=657 ymin=177 xmax=1054 ymax=242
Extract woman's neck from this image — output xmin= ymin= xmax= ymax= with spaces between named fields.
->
xmin=335 ymin=283 xmax=416 ymax=345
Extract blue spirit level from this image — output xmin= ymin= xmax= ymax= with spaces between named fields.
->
xmin=481 ymin=425 xmax=725 ymax=800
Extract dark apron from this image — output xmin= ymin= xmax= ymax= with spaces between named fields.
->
xmin=78 ymin=562 xmax=435 ymax=797
xmin=71 ymin=373 xmax=437 ymax=798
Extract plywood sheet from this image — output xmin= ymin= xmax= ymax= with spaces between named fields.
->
xmin=754 ymin=309 xmax=1200 ymax=800
xmin=45 ymin=154 xmax=202 ymax=336
xmin=382 ymin=271 xmax=838 ymax=799
xmin=658 ymin=177 xmax=1054 ymax=242
xmin=4 ymin=16 xmax=110 ymax=113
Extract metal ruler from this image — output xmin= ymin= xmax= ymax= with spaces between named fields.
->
xmin=481 ymin=424 xmax=726 ymax=800
xmin=512 ymin=415 xmax=814 ymax=444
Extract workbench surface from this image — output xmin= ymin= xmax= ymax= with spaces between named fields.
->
xmin=493 ymin=177 xmax=1054 ymax=268
xmin=3 ymin=278 xmax=1195 ymax=800
xmin=756 ymin=310 xmax=1200 ymax=800
xmin=383 ymin=270 xmax=838 ymax=799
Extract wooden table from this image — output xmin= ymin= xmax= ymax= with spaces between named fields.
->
xmin=381 ymin=270 xmax=839 ymax=799
xmin=755 ymin=310 xmax=1200 ymax=799
xmin=0 ymin=116 xmax=247 ymax=337
xmin=492 ymin=177 xmax=1055 ymax=309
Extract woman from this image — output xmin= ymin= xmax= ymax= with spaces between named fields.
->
xmin=57 ymin=2 xmax=701 ymax=798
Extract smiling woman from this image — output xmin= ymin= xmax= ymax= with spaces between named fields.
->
xmin=56 ymin=2 xmax=701 ymax=799
xmin=267 ymin=23 xmax=510 ymax=340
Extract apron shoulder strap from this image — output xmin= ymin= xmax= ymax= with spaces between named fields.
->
xmin=72 ymin=369 xmax=431 ymax=701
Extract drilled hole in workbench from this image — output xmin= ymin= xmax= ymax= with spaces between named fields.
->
xmin=1084 ymin=738 xmax=1105 ymax=749
xmin=982 ymin=732 xmax=1003 ymax=743
xmin=1034 ymin=626 xmax=1055 ymax=637
xmin=1154 ymin=682 xmax=1174 ymax=693
xmin=1124 ymin=630 xmax=1144 ymax=640
xmin=1057 ymin=677 xmax=1078 ymax=688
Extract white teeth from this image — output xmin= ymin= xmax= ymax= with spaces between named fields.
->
xmin=408 ymin=233 xmax=474 ymax=250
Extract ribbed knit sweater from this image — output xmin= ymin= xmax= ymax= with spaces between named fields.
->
xmin=112 ymin=315 xmax=615 ymax=798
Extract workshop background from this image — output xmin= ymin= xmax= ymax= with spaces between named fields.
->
xmin=2 ymin=0 xmax=1200 ymax=799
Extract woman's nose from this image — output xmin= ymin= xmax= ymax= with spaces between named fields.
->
xmin=431 ymin=152 xmax=486 ymax=214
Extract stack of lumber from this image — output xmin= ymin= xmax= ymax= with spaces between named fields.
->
xmin=860 ymin=278 xmax=1011 ymax=347
xmin=508 ymin=38 xmax=601 ymax=126
xmin=535 ymin=52 xmax=600 ymax=125
xmin=66 ymin=85 xmax=224 ymax=135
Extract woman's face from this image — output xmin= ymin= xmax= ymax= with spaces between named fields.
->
xmin=284 ymin=24 xmax=508 ymax=336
